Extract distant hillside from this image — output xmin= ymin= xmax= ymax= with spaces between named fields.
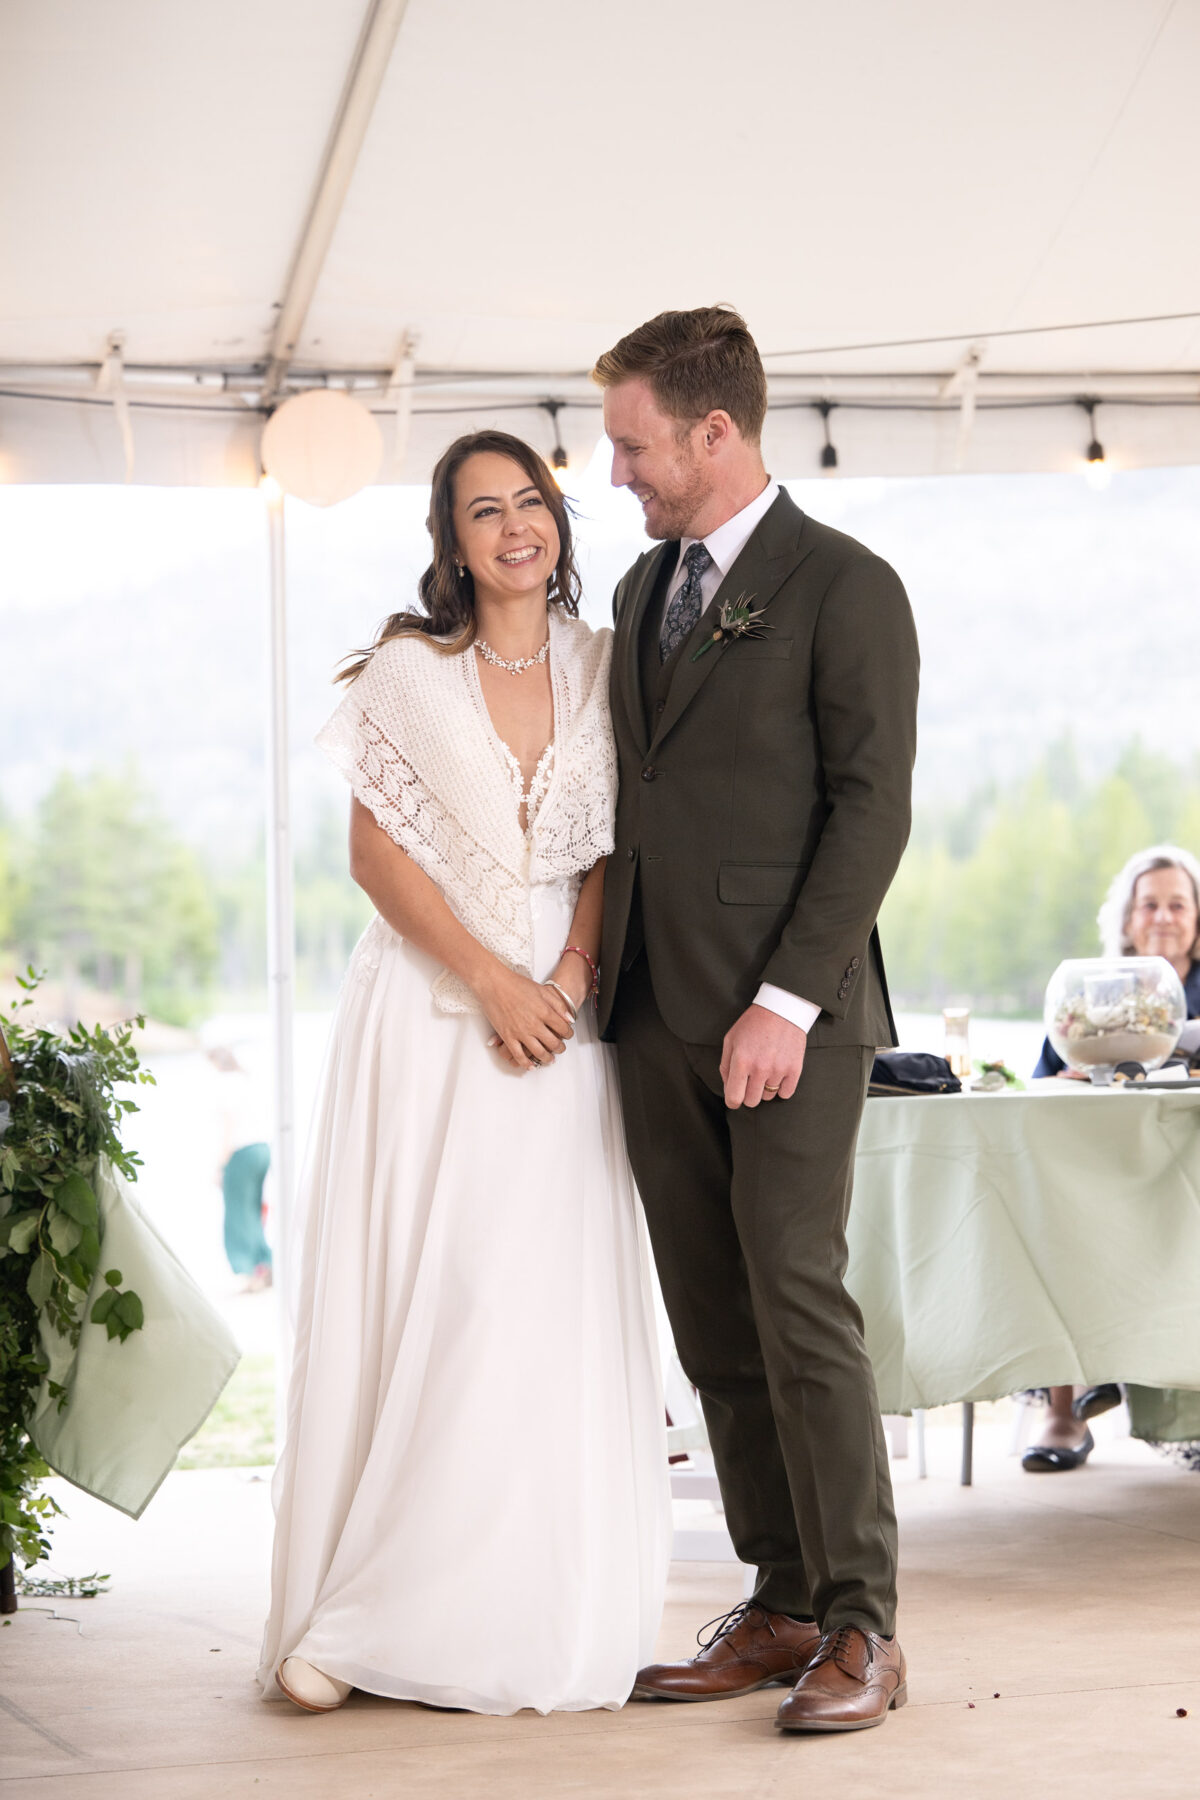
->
xmin=825 ymin=465 xmax=1200 ymax=797
xmin=2 ymin=465 xmax=1198 ymax=855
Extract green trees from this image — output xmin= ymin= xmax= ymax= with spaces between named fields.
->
xmin=1 ymin=769 xmax=369 ymax=1020
xmin=8 ymin=769 xmax=216 ymax=1024
xmin=15 ymin=742 xmax=1190 ymax=1025
xmin=206 ymin=799 xmax=371 ymax=1001
xmin=293 ymin=801 xmax=373 ymax=994
xmin=0 ymin=805 xmax=21 ymax=950
xmin=881 ymin=743 xmax=1200 ymax=1013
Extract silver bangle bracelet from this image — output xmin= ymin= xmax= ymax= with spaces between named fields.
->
xmin=545 ymin=979 xmax=578 ymax=1020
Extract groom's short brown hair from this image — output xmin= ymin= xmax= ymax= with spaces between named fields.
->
xmin=591 ymin=306 xmax=768 ymax=445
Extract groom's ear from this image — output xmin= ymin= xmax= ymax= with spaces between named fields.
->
xmin=701 ymin=409 xmax=736 ymax=454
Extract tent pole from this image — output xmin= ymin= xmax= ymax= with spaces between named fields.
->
xmin=264 ymin=482 xmax=296 ymax=1430
xmin=260 ymin=0 xmax=412 ymax=407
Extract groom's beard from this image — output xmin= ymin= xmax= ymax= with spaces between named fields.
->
xmin=637 ymin=457 xmax=712 ymax=542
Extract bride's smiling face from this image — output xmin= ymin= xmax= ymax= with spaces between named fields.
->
xmin=453 ymin=452 xmax=561 ymax=602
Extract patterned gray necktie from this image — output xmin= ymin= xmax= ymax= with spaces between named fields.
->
xmin=659 ymin=542 xmax=714 ymax=662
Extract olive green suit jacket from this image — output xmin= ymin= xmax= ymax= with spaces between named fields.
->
xmin=599 ymin=490 xmax=919 ymax=1048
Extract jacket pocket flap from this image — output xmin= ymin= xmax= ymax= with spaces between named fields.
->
xmin=718 ymin=861 xmax=808 ymax=905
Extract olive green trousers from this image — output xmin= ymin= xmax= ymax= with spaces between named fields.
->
xmin=613 ymin=956 xmax=898 ymax=1635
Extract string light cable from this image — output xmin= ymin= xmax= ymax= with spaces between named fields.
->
xmin=5 ymin=389 xmax=1200 ymax=445
xmin=6 ymin=297 xmax=1200 ymax=482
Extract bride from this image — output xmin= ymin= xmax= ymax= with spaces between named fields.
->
xmin=257 ymin=430 xmax=671 ymax=1716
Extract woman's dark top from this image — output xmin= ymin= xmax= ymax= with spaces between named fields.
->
xmin=1033 ymin=959 xmax=1200 ymax=1078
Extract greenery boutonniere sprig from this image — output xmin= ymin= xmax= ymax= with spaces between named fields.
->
xmin=691 ymin=593 xmax=774 ymax=660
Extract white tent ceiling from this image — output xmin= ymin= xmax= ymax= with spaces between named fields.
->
xmin=4 ymin=0 xmax=1200 ymax=485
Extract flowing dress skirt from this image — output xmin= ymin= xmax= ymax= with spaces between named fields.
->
xmin=257 ymin=879 xmax=671 ymax=1714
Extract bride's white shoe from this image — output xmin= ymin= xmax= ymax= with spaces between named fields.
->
xmin=278 ymin=1656 xmax=353 ymax=1712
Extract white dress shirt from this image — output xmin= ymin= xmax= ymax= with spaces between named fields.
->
xmin=661 ymin=479 xmax=820 ymax=1037
xmin=659 ymin=477 xmax=781 ymax=627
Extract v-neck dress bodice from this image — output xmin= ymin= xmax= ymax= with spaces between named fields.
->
xmin=497 ymin=739 xmax=555 ymax=837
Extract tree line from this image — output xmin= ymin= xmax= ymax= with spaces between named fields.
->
xmin=880 ymin=741 xmax=1200 ymax=1014
xmin=2 ymin=743 xmax=1196 ymax=1025
xmin=0 ymin=766 xmax=369 ymax=1024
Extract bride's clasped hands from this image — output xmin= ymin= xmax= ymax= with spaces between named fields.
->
xmin=481 ymin=951 xmax=595 ymax=1069
xmin=481 ymin=966 xmax=573 ymax=1067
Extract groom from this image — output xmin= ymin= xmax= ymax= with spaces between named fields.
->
xmin=593 ymin=307 xmax=919 ymax=1733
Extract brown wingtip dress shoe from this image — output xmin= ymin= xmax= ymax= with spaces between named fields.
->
xmin=632 ymin=1601 xmax=822 ymax=1701
xmin=775 ymin=1625 xmax=906 ymax=1731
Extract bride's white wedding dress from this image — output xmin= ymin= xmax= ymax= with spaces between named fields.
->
xmin=257 ymin=615 xmax=670 ymax=1715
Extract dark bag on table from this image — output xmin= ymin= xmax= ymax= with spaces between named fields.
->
xmin=868 ymin=1051 xmax=961 ymax=1096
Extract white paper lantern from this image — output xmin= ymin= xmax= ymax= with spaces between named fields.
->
xmin=260 ymin=389 xmax=384 ymax=507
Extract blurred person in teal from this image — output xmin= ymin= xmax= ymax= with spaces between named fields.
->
xmin=209 ymin=1044 xmax=272 ymax=1291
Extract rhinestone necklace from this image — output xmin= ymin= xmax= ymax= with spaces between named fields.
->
xmin=475 ymin=636 xmax=550 ymax=675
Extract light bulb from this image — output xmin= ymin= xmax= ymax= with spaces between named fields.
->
xmin=817 ymin=402 xmax=838 ymax=474
xmin=1079 ymin=400 xmax=1108 ymax=491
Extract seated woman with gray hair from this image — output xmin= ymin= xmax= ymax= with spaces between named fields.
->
xmin=1024 ymin=844 xmax=1200 ymax=1473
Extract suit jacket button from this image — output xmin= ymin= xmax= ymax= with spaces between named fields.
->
xmin=655 ymin=700 xmax=665 ymax=714
xmin=642 ymin=766 xmax=657 ymax=782
xmin=627 ymin=847 xmax=636 ymax=861
xmin=850 ymin=956 xmax=861 ymax=969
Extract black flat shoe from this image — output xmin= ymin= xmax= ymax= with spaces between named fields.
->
xmin=1021 ymin=1428 xmax=1094 ymax=1473
xmin=1072 ymin=1383 xmax=1122 ymax=1423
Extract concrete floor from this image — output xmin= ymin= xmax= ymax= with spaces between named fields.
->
xmin=3 ymin=1423 xmax=1198 ymax=1800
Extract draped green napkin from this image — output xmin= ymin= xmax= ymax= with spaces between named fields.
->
xmin=29 ymin=1157 xmax=240 ymax=1517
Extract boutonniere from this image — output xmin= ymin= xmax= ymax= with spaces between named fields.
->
xmin=691 ymin=593 xmax=774 ymax=660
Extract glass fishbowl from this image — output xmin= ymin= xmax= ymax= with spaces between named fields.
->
xmin=1044 ymin=957 xmax=1186 ymax=1084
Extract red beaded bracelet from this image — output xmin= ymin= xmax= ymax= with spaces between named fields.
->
xmin=562 ymin=944 xmax=599 ymax=1000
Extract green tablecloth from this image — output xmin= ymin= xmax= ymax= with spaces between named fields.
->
xmin=847 ymin=1086 xmax=1200 ymax=1438
xmin=29 ymin=1158 xmax=240 ymax=1518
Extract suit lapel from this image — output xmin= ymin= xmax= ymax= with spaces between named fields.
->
xmin=650 ymin=492 xmax=813 ymax=752
xmin=617 ymin=541 xmax=675 ymax=755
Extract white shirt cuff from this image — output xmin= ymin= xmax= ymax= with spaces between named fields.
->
xmin=754 ymin=984 xmax=820 ymax=1033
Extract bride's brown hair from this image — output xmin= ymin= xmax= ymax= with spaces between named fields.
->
xmin=337 ymin=429 xmax=583 ymax=683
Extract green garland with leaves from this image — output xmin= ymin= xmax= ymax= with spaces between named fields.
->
xmin=0 ymin=969 xmax=153 ymax=1577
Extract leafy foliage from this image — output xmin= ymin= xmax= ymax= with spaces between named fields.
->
xmin=17 ymin=1567 xmax=109 ymax=1598
xmin=9 ymin=766 xmax=217 ymax=1025
xmin=880 ymin=741 xmax=1200 ymax=1016
xmin=0 ymin=971 xmax=152 ymax=1575
xmin=1 ymin=767 xmax=369 ymax=1016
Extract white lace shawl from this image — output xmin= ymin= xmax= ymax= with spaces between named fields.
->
xmin=317 ymin=611 xmax=616 ymax=1013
